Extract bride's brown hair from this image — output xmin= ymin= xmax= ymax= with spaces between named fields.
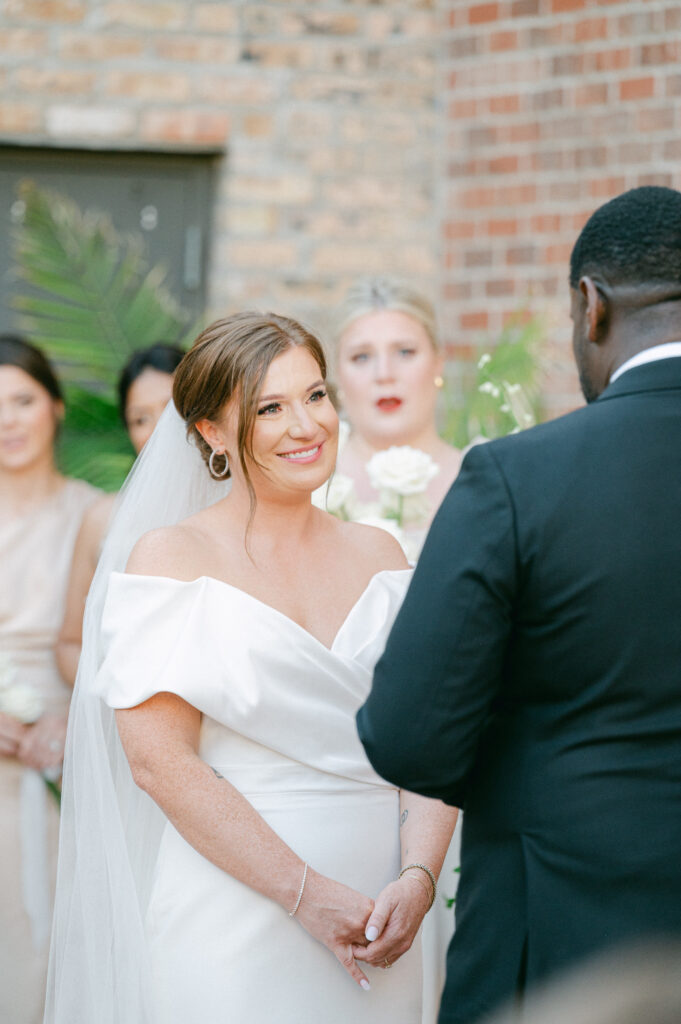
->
xmin=173 ymin=312 xmax=328 ymax=493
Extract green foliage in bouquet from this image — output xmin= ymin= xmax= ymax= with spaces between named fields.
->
xmin=10 ymin=181 xmax=197 ymax=489
xmin=441 ymin=315 xmax=543 ymax=450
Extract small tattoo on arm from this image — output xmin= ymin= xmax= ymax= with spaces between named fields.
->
xmin=400 ymin=809 xmax=409 ymax=828
xmin=211 ymin=767 xmax=225 ymax=780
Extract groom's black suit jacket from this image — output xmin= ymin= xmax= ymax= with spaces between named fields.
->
xmin=357 ymin=357 xmax=681 ymax=1024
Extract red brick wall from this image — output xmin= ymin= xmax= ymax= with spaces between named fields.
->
xmin=2 ymin=2 xmax=678 ymax=418
xmin=0 ymin=1 xmax=440 ymax=352
xmin=442 ymin=0 xmax=681 ymax=417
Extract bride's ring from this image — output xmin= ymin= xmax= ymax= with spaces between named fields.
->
xmin=383 ymin=958 xmax=392 ymax=969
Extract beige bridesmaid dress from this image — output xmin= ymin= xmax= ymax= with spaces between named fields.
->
xmin=0 ymin=478 xmax=99 ymax=1024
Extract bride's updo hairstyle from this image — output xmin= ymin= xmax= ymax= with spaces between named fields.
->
xmin=333 ymin=276 xmax=439 ymax=353
xmin=173 ymin=311 xmax=327 ymax=487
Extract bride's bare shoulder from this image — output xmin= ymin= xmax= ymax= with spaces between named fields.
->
xmin=125 ymin=521 xmax=210 ymax=581
xmin=333 ymin=517 xmax=408 ymax=572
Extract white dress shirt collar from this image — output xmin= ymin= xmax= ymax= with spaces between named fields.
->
xmin=609 ymin=341 xmax=681 ymax=384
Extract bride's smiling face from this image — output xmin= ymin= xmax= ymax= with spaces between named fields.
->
xmin=210 ymin=346 xmax=339 ymax=497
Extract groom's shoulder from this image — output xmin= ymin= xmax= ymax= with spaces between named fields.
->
xmin=468 ymin=401 xmax=591 ymax=467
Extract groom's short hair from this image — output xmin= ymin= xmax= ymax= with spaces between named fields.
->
xmin=570 ymin=186 xmax=681 ymax=290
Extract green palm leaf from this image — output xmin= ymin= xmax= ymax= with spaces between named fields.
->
xmin=11 ymin=181 xmax=194 ymax=396
xmin=9 ymin=182 xmax=203 ymax=488
xmin=58 ymin=387 xmax=133 ymax=492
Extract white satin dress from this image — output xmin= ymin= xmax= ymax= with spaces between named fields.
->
xmin=95 ymin=568 xmax=426 ymax=1024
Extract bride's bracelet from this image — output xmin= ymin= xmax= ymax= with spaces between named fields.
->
xmin=403 ymin=872 xmax=431 ymax=903
xmin=398 ymin=862 xmax=436 ymax=910
xmin=288 ymin=862 xmax=308 ymax=918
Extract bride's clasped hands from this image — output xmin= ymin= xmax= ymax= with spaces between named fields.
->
xmin=295 ymin=853 xmax=435 ymax=984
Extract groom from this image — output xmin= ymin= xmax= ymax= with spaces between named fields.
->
xmin=357 ymin=186 xmax=681 ymax=1023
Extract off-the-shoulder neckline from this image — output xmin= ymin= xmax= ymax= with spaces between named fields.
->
xmin=109 ymin=568 xmax=411 ymax=654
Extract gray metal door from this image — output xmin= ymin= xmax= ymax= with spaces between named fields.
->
xmin=0 ymin=146 xmax=216 ymax=333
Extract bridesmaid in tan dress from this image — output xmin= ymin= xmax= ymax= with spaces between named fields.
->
xmin=0 ymin=335 xmax=99 ymax=1024
xmin=332 ymin=279 xmax=463 ymax=1023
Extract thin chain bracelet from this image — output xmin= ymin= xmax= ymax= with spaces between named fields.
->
xmin=398 ymin=862 xmax=436 ymax=910
xmin=289 ymin=862 xmax=308 ymax=917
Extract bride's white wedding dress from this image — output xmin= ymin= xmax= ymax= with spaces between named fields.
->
xmin=93 ymin=568 xmax=423 ymax=1024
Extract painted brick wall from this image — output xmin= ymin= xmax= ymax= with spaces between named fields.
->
xmin=0 ymin=0 xmax=440 ymax=349
xmin=443 ymin=0 xmax=681 ymax=417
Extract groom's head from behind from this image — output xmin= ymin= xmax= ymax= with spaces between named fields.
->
xmin=569 ymin=185 xmax=681 ymax=402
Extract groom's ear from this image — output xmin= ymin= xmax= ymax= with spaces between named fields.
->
xmin=580 ymin=275 xmax=610 ymax=345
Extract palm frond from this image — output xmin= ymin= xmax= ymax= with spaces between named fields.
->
xmin=11 ymin=181 xmax=192 ymax=397
xmin=58 ymin=387 xmax=133 ymax=491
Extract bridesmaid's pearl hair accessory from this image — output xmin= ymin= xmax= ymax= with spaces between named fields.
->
xmin=208 ymin=449 xmax=229 ymax=478
xmin=289 ymin=862 xmax=308 ymax=917
xmin=399 ymin=862 xmax=436 ymax=910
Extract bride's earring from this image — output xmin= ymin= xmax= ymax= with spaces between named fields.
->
xmin=209 ymin=449 xmax=230 ymax=479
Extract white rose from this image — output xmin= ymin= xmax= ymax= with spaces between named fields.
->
xmin=311 ymin=482 xmax=328 ymax=510
xmin=311 ymin=473 xmax=358 ymax=519
xmin=0 ymin=683 xmax=44 ymax=724
xmin=367 ymin=446 xmax=440 ymax=497
xmin=337 ymin=418 xmax=351 ymax=453
xmin=325 ymin=474 xmax=358 ymax=518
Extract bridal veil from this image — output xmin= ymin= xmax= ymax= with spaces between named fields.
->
xmin=44 ymin=404 xmax=230 ymax=1024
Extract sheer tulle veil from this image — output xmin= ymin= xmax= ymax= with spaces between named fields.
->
xmin=44 ymin=403 xmax=230 ymax=1024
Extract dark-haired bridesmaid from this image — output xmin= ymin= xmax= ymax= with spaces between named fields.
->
xmin=56 ymin=343 xmax=184 ymax=686
xmin=0 ymin=334 xmax=100 ymax=1024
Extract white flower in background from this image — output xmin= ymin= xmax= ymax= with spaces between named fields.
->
xmin=311 ymin=421 xmax=354 ymax=513
xmin=312 ymin=473 xmax=358 ymax=520
xmin=477 ymin=353 xmax=492 ymax=370
xmin=0 ymin=654 xmax=43 ymax=724
xmin=1 ymin=687 xmax=44 ymax=724
xmin=0 ymin=685 xmax=44 ymax=724
xmin=367 ymin=446 xmax=439 ymax=528
xmin=337 ymin=418 xmax=351 ymax=453
xmin=478 ymin=381 xmax=501 ymax=398
xmin=367 ymin=446 xmax=439 ymax=498
xmin=500 ymin=380 xmax=536 ymax=431
xmin=311 ymin=483 xmax=328 ymax=511
xmin=325 ymin=474 xmax=358 ymax=518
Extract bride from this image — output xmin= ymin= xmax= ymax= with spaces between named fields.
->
xmin=45 ymin=312 xmax=457 ymax=1023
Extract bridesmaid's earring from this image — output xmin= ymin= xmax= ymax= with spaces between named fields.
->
xmin=434 ymin=375 xmax=444 ymax=389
